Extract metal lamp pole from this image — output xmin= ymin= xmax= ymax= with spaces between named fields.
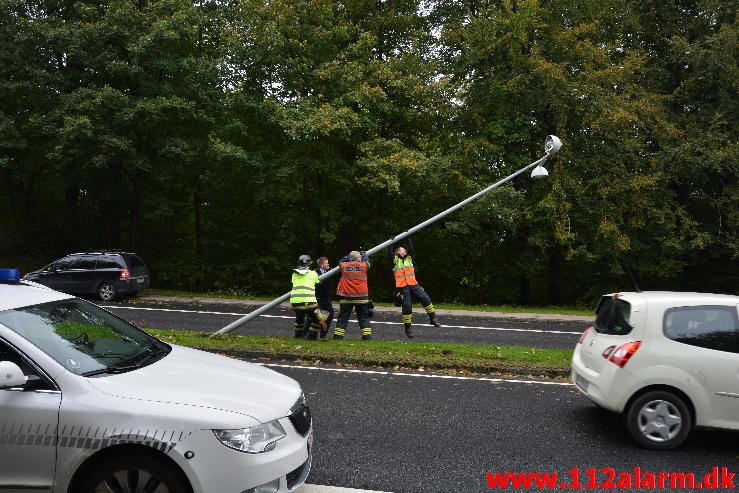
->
xmin=215 ymin=136 xmax=562 ymax=335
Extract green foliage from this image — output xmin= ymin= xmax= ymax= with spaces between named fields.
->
xmin=0 ymin=0 xmax=736 ymax=304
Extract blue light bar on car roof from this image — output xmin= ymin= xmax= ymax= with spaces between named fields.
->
xmin=0 ymin=268 xmax=21 ymax=283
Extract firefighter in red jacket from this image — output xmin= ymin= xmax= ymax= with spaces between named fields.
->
xmin=388 ymin=237 xmax=441 ymax=338
xmin=333 ymin=250 xmax=372 ymax=340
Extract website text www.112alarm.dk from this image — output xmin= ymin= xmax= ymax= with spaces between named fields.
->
xmin=485 ymin=466 xmax=735 ymax=490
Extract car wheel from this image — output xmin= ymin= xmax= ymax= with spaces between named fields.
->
xmin=625 ymin=390 xmax=692 ymax=450
xmin=78 ymin=454 xmax=189 ymax=493
xmin=98 ymin=283 xmax=117 ymax=301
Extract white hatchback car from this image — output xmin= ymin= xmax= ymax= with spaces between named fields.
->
xmin=0 ymin=268 xmax=312 ymax=493
xmin=571 ymin=291 xmax=739 ymax=450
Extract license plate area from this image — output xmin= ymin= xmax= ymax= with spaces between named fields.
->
xmin=575 ymin=372 xmax=590 ymax=392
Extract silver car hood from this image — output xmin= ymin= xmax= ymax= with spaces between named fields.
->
xmin=87 ymin=344 xmax=301 ymax=423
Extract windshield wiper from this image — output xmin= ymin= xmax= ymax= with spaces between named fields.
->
xmin=82 ymin=345 xmax=170 ymax=377
xmin=82 ymin=365 xmax=139 ymax=377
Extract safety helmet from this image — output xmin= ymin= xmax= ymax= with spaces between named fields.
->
xmin=297 ymin=255 xmax=312 ymax=268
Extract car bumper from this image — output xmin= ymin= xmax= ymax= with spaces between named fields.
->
xmin=169 ymin=419 xmax=312 ymax=493
xmin=115 ymin=277 xmax=150 ymax=294
xmin=571 ymin=347 xmax=637 ymax=413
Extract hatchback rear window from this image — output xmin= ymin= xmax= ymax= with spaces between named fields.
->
xmin=593 ymin=296 xmax=633 ymax=335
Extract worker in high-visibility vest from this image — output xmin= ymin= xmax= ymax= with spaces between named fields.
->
xmin=388 ymin=237 xmax=441 ymax=338
xmin=333 ymin=250 xmax=372 ymax=340
xmin=290 ymin=254 xmax=321 ymax=340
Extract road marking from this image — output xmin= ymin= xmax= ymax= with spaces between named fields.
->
xmin=261 ymin=362 xmax=572 ymax=387
xmin=298 ymin=485 xmax=393 ymax=493
xmin=103 ymin=305 xmax=247 ymax=316
xmin=103 ymin=305 xmax=581 ymax=335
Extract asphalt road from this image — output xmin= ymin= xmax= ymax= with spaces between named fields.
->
xmin=272 ymin=362 xmax=737 ymax=493
xmin=102 ymin=297 xmax=738 ymax=492
xmin=103 ymin=296 xmax=591 ymax=349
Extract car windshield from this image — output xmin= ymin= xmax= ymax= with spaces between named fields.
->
xmin=0 ymin=299 xmax=169 ymax=376
xmin=593 ymin=296 xmax=634 ymax=335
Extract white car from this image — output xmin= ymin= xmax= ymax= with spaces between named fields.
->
xmin=571 ymin=291 xmax=739 ymax=450
xmin=0 ymin=268 xmax=312 ymax=493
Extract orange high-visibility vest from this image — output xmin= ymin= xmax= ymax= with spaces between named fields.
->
xmin=393 ymin=256 xmax=417 ymax=287
xmin=336 ymin=261 xmax=369 ymax=299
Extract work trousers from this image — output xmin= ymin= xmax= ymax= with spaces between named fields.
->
xmin=316 ymin=298 xmax=334 ymax=335
xmin=292 ymin=302 xmax=319 ymax=337
xmin=399 ymin=284 xmax=435 ymax=325
xmin=334 ymin=301 xmax=372 ymax=339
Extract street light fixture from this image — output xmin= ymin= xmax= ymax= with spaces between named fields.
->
xmin=531 ymin=135 xmax=561 ymax=179
xmin=215 ymin=135 xmax=562 ymax=335
xmin=545 ymin=135 xmax=562 ymax=154
xmin=530 ymin=165 xmax=549 ymax=179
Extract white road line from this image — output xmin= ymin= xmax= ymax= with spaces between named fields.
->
xmin=103 ymin=305 xmax=247 ymax=316
xmin=103 ymin=305 xmax=581 ymax=335
xmin=298 ymin=485 xmax=393 ymax=493
xmin=261 ymin=362 xmax=572 ymax=387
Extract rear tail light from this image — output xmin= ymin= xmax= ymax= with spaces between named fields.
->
xmin=607 ymin=341 xmax=641 ymax=368
xmin=578 ymin=326 xmax=592 ymax=344
xmin=119 ymin=268 xmax=131 ymax=280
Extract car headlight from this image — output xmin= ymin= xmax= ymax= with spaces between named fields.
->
xmin=213 ymin=420 xmax=287 ymax=453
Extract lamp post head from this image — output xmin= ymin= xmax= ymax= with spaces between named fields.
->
xmin=545 ymin=135 xmax=562 ymax=155
xmin=530 ymin=165 xmax=549 ymax=179
xmin=530 ymin=135 xmax=561 ymax=179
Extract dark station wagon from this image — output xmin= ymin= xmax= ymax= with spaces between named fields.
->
xmin=23 ymin=251 xmax=150 ymax=301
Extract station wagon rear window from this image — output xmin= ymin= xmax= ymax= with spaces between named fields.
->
xmin=593 ymin=296 xmax=634 ymax=335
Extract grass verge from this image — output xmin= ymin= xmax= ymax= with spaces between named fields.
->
xmin=147 ymin=329 xmax=574 ymax=379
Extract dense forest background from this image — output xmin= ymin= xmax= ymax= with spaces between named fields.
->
xmin=1 ymin=0 xmax=736 ymax=305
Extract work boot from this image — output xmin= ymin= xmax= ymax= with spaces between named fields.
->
xmin=404 ymin=323 xmax=414 ymax=339
xmin=361 ymin=334 xmax=372 ymax=340
xmin=333 ymin=334 xmax=344 ymax=340
xmin=294 ymin=330 xmax=305 ymax=338
xmin=306 ymin=331 xmax=318 ymax=341
xmin=429 ymin=314 xmax=441 ymax=328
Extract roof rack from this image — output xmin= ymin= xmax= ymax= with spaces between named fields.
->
xmin=78 ymin=249 xmax=128 ymax=255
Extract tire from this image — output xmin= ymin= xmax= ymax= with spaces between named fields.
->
xmin=98 ymin=283 xmax=117 ymax=301
xmin=625 ymin=390 xmax=692 ymax=450
xmin=78 ymin=454 xmax=189 ymax=493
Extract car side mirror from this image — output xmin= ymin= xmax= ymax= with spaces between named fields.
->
xmin=0 ymin=361 xmax=28 ymax=388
